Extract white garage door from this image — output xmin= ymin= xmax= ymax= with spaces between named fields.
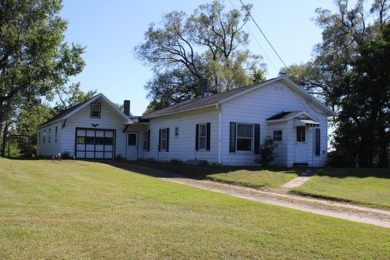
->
xmin=75 ymin=128 xmax=115 ymax=159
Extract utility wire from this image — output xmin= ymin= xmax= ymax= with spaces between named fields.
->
xmin=239 ymin=0 xmax=288 ymax=69
xmin=227 ymin=0 xmax=280 ymax=74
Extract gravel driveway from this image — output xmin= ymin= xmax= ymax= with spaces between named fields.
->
xmin=110 ymin=163 xmax=390 ymax=229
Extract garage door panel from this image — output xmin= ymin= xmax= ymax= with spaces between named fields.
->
xmin=75 ymin=128 xmax=115 ymax=159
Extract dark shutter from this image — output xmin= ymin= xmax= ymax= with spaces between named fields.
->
xmin=166 ymin=128 xmax=170 ymax=152
xmin=229 ymin=122 xmax=236 ymax=153
xmin=206 ymin=122 xmax=211 ymax=151
xmin=147 ymin=130 xmax=150 ymax=152
xmin=254 ymin=124 xmax=260 ymax=154
xmin=195 ymin=124 xmax=199 ymax=151
xmin=315 ymin=128 xmax=321 ymax=155
xmin=158 ymin=129 xmax=161 ymax=152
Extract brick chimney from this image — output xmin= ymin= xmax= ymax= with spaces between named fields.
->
xmin=123 ymin=100 xmax=130 ymax=116
xmin=199 ymin=79 xmax=208 ymax=97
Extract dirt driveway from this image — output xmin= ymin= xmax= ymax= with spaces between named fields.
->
xmin=109 ymin=163 xmax=390 ymax=229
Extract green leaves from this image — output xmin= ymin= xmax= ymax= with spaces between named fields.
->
xmin=135 ymin=0 xmax=265 ymax=110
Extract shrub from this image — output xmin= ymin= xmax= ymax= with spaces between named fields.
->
xmin=61 ymin=151 xmax=70 ymax=159
xmin=256 ymin=136 xmax=277 ymax=167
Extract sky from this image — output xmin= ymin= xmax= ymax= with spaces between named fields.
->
xmin=60 ymin=0 xmax=337 ymax=116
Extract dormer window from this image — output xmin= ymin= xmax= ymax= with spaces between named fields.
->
xmin=91 ymin=103 xmax=101 ymax=118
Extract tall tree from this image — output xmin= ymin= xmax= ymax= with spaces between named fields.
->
xmin=0 ymin=0 xmax=85 ymax=156
xmin=135 ymin=0 xmax=265 ymax=110
xmin=286 ymin=0 xmax=389 ymax=167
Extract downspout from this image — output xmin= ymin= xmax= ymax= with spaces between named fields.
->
xmin=217 ymin=103 xmax=222 ymax=165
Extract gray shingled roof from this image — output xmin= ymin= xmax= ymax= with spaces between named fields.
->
xmin=40 ymin=98 xmax=92 ymax=127
xmin=143 ymin=78 xmax=276 ymax=118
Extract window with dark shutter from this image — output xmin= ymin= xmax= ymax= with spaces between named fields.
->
xmin=196 ymin=123 xmax=211 ymax=151
xmin=143 ymin=130 xmax=150 ymax=151
xmin=159 ymin=128 xmax=169 ymax=152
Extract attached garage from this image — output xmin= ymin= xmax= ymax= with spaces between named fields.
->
xmin=75 ymin=128 xmax=116 ymax=159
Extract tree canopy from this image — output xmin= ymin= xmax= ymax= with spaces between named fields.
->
xmin=135 ymin=0 xmax=266 ymax=111
xmin=0 ymin=0 xmax=87 ymax=156
xmin=285 ymin=0 xmax=390 ymax=167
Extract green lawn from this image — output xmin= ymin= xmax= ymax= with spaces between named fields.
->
xmin=292 ymin=168 xmax=390 ymax=209
xmin=0 ymin=158 xmax=389 ymax=258
xmin=133 ymin=161 xmax=300 ymax=189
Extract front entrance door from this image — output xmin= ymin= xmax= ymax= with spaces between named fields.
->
xmin=126 ymin=132 xmax=138 ymax=160
xmin=294 ymin=126 xmax=307 ymax=163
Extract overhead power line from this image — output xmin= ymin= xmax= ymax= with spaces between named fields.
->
xmin=238 ymin=0 xmax=288 ymax=70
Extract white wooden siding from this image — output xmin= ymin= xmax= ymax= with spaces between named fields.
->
xmin=220 ymin=81 xmax=329 ymax=166
xmin=37 ymin=122 xmax=62 ymax=157
xmin=38 ymin=100 xmax=128 ymax=158
xmin=146 ymin=107 xmax=219 ymax=163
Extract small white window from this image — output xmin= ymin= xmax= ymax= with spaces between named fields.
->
xmin=55 ymin=126 xmax=58 ymax=142
xmin=273 ymin=130 xmax=282 ymax=141
xmin=198 ymin=123 xmax=207 ymax=150
xmin=91 ymin=103 xmax=101 ymax=118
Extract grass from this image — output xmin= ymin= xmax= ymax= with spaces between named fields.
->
xmin=292 ymin=168 xmax=390 ymax=209
xmin=133 ymin=161 xmax=300 ymax=189
xmin=0 ymin=158 xmax=389 ymax=258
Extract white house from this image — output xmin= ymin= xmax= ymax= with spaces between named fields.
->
xmin=37 ymin=76 xmax=335 ymax=167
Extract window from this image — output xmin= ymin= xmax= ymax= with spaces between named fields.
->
xmin=315 ymin=128 xmax=321 ymax=155
xmin=90 ymin=103 xmax=101 ymax=118
xmin=48 ymin=128 xmax=51 ymax=143
xmin=77 ymin=136 xmax=85 ymax=144
xmin=128 ymin=133 xmax=137 ymax=146
xmin=174 ymin=127 xmax=179 ymax=137
xmin=38 ymin=131 xmax=41 ymax=144
xmin=143 ymin=130 xmax=150 ymax=151
xmin=237 ymin=124 xmax=253 ymax=151
xmin=159 ymin=128 xmax=169 ymax=152
xmin=273 ymin=130 xmax=282 ymax=141
xmin=230 ymin=122 xmax=260 ymax=153
xmin=55 ymin=126 xmax=58 ymax=142
xmin=43 ymin=130 xmax=46 ymax=144
xmin=296 ymin=126 xmax=306 ymax=142
xmin=195 ymin=123 xmax=210 ymax=151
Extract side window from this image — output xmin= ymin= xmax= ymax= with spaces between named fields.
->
xmin=158 ymin=128 xmax=169 ymax=152
xmin=55 ymin=126 xmax=58 ymax=142
xmin=195 ymin=123 xmax=210 ymax=151
xmin=48 ymin=128 xmax=51 ymax=144
xmin=90 ymin=103 xmax=101 ymax=118
xmin=273 ymin=130 xmax=282 ymax=141
xmin=237 ymin=123 xmax=253 ymax=151
xmin=143 ymin=130 xmax=150 ymax=151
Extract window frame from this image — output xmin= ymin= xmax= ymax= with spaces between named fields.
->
xmin=236 ymin=123 xmax=254 ymax=152
xmin=273 ymin=130 xmax=283 ymax=141
xmin=55 ymin=126 xmax=58 ymax=143
xmin=143 ymin=130 xmax=150 ymax=151
xmin=159 ymin=128 xmax=169 ymax=152
xmin=198 ymin=123 xmax=207 ymax=150
xmin=90 ymin=103 xmax=101 ymax=119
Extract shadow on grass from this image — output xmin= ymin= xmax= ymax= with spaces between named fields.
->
xmin=103 ymin=160 xmax=302 ymax=180
xmin=315 ymin=168 xmax=390 ymax=179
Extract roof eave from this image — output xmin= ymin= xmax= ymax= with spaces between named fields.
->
xmin=143 ymin=103 xmax=218 ymax=119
